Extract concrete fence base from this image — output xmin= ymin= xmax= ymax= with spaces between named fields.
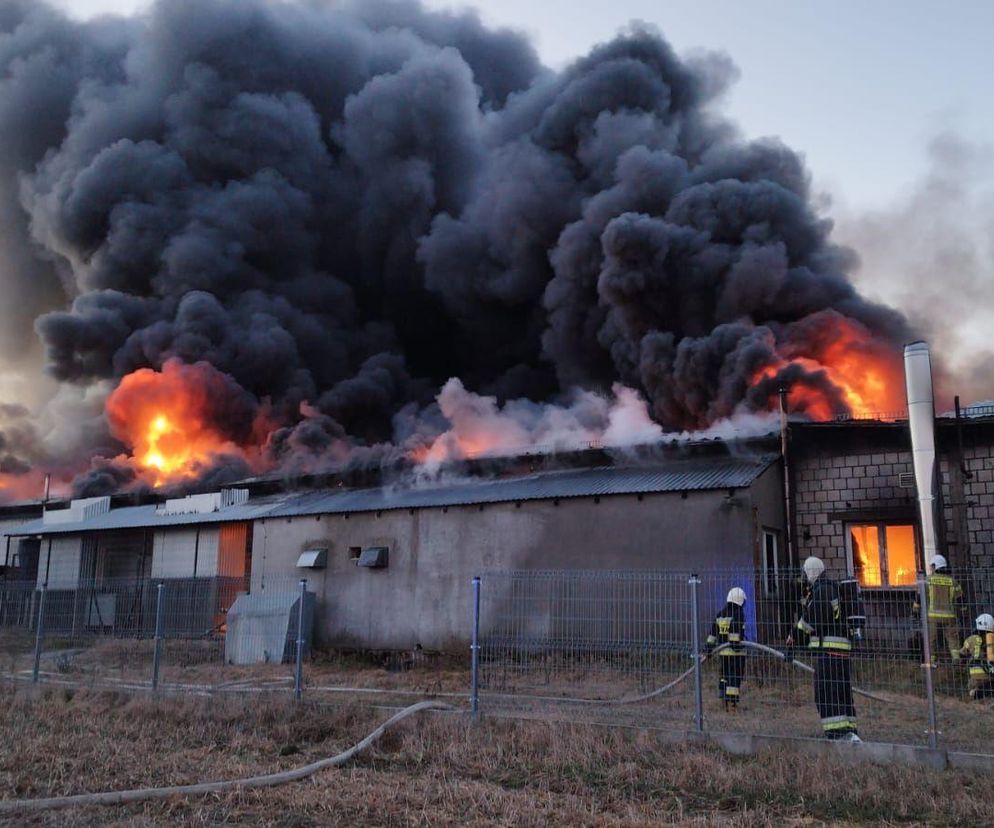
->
xmin=654 ymin=728 xmax=994 ymax=772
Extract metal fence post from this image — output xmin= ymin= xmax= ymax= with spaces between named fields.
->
xmin=689 ymin=574 xmax=704 ymax=733
xmin=917 ymin=574 xmax=939 ymax=749
xmin=294 ymin=578 xmax=307 ymax=702
xmin=152 ymin=582 xmax=165 ymax=692
xmin=31 ymin=585 xmax=47 ymax=684
xmin=471 ymin=575 xmax=481 ymax=715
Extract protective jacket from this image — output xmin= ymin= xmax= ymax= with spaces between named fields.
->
xmin=796 ymin=577 xmax=851 ymax=652
xmin=796 ymin=575 xmax=858 ymax=738
xmin=925 ymin=572 xmax=962 ymax=620
xmin=706 ymin=602 xmax=746 ymax=656
xmin=960 ymin=631 xmax=994 ymax=680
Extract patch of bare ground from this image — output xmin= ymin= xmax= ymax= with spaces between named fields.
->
xmin=0 ymin=688 xmax=989 ymax=827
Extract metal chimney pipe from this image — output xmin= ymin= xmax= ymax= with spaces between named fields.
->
xmin=904 ymin=341 xmax=939 ymax=568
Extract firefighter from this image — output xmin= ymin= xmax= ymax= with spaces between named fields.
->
xmin=788 ymin=556 xmax=861 ymax=742
xmin=913 ymin=555 xmax=963 ymax=662
xmin=958 ymin=613 xmax=994 ymax=699
xmin=705 ymin=587 xmax=747 ymax=709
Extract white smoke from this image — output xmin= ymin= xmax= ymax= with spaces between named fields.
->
xmin=414 ymin=378 xmax=778 ymax=473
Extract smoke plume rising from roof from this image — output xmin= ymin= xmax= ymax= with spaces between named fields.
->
xmin=0 ymin=0 xmax=915 ymax=497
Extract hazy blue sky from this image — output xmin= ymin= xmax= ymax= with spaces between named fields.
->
xmin=46 ymin=0 xmax=994 ymax=380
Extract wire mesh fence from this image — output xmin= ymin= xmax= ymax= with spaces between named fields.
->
xmin=473 ymin=567 xmax=994 ymax=755
xmin=2 ymin=562 xmax=991 ymax=755
xmin=0 ymin=574 xmax=313 ymax=698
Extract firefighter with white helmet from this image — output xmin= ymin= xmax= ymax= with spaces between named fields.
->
xmin=789 ymin=556 xmax=861 ymax=741
xmin=705 ymin=586 xmax=747 ymax=710
xmin=958 ymin=613 xmax=994 ymax=699
xmin=913 ymin=554 xmax=963 ymax=663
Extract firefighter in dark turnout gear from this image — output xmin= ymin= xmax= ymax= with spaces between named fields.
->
xmin=705 ymin=587 xmax=747 ymax=709
xmin=789 ymin=556 xmax=861 ymax=742
xmin=959 ymin=613 xmax=994 ymax=699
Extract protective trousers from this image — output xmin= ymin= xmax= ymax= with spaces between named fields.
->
xmin=719 ymin=655 xmax=744 ymax=704
xmin=814 ymin=653 xmax=857 ymax=737
xmin=968 ymin=672 xmax=994 ymax=699
xmin=927 ymin=617 xmax=961 ymax=661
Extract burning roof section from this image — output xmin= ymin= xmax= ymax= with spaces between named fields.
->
xmin=7 ymin=448 xmax=778 ymax=537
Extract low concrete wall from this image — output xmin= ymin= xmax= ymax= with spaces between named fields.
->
xmin=649 ymin=728 xmax=994 ymax=772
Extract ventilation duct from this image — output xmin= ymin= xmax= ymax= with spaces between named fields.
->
xmin=903 ymin=341 xmax=939 ymax=568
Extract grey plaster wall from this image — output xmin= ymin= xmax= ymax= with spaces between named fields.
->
xmin=250 ymin=486 xmax=762 ymax=652
xmin=749 ymin=462 xmax=786 ymax=560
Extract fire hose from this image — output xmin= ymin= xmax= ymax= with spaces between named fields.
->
xmin=0 ymin=700 xmax=453 ymax=816
xmin=0 ymin=644 xmax=890 ymax=814
xmin=517 ymin=641 xmax=890 ymax=705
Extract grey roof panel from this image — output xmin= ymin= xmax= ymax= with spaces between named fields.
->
xmin=266 ymin=455 xmax=778 ymax=518
xmin=9 ymin=454 xmax=777 ymax=536
xmin=9 ymin=495 xmax=292 ymax=537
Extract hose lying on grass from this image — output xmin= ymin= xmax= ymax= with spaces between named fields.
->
xmin=0 ymin=699 xmax=454 ymax=816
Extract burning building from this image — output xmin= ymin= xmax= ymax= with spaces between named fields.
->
xmin=1 ymin=341 xmax=992 ymax=653
xmin=0 ymin=0 xmax=920 ymax=507
xmin=0 ymin=2 xmax=992 ymax=652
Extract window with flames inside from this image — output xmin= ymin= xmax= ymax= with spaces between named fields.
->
xmin=847 ymin=523 xmax=918 ymax=588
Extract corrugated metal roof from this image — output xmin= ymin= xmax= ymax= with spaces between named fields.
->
xmin=266 ymin=455 xmax=778 ymax=518
xmin=8 ymin=454 xmax=777 ymax=536
xmin=8 ymin=494 xmax=293 ymax=537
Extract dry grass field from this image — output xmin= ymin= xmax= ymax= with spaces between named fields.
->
xmin=0 ymin=686 xmax=990 ymax=827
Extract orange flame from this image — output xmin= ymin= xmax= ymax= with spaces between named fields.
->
xmin=0 ymin=469 xmax=53 ymax=504
xmin=752 ymin=314 xmax=905 ymax=420
xmin=106 ymin=360 xmax=260 ymax=486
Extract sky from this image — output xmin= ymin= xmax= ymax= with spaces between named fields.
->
xmin=45 ymin=0 xmax=994 ymax=389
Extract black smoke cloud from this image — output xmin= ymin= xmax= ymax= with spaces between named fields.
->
xmin=0 ymin=0 xmax=912 ymax=487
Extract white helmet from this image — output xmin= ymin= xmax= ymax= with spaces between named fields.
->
xmin=803 ymin=556 xmax=825 ymax=583
xmin=932 ymin=555 xmax=948 ymax=571
xmin=727 ymin=587 xmax=746 ymax=606
xmin=977 ymin=614 xmax=994 ymax=633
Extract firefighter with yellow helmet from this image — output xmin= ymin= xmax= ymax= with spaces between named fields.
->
xmin=959 ymin=613 xmax=994 ymax=699
xmin=705 ymin=587 xmax=747 ymax=709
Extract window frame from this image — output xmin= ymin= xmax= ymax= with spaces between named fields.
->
xmin=844 ymin=521 xmax=920 ymax=589
xmin=761 ymin=528 xmax=782 ymax=596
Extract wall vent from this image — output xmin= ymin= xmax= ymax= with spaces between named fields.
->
xmin=357 ymin=547 xmax=389 ymax=569
xmin=296 ymin=548 xmax=327 ymax=569
xmin=898 ymin=472 xmax=916 ymax=489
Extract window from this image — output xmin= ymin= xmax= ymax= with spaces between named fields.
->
xmin=348 ymin=546 xmax=361 ymax=561
xmin=847 ymin=523 xmax=918 ymax=587
xmin=761 ymin=529 xmax=783 ymax=596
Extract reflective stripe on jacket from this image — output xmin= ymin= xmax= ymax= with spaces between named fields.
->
xmin=707 ymin=601 xmax=746 ymax=656
xmin=926 ymin=573 xmax=961 ymax=619
xmin=797 ymin=577 xmax=851 ymax=653
xmin=960 ymin=633 xmax=994 ymax=678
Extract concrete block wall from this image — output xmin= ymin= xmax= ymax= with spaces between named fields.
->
xmin=794 ymin=425 xmax=994 ymax=579
xmin=792 ymin=448 xmax=915 ymax=576
xmin=958 ymin=444 xmax=994 ymax=568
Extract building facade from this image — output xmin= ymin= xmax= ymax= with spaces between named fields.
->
xmin=1 ymin=410 xmax=992 ymax=655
